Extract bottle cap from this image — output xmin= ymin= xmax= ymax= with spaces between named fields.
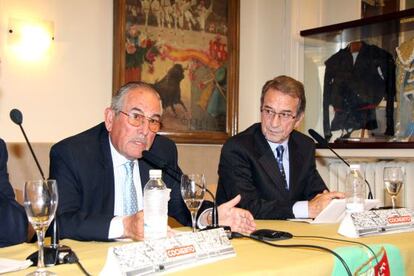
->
xmin=149 ymin=169 xmax=162 ymax=178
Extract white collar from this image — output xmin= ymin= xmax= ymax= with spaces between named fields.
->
xmin=109 ymin=136 xmax=135 ymax=168
xmin=267 ymin=139 xmax=289 ymax=156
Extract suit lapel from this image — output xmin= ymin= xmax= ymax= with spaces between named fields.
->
xmin=137 ymin=135 xmax=165 ymax=192
xmin=98 ymin=125 xmax=115 ymax=214
xmin=254 ymin=127 xmax=288 ymax=193
xmin=287 ymin=133 xmax=301 ymax=194
xmin=138 ymin=159 xmax=150 ymax=192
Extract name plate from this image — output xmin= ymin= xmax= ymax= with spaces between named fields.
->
xmin=100 ymin=228 xmax=235 ymax=275
xmin=338 ymin=208 xmax=414 ymax=238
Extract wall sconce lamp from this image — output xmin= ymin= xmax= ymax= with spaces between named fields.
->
xmin=8 ymin=18 xmax=54 ymax=61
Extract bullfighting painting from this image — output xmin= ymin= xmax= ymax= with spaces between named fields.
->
xmin=114 ymin=0 xmax=239 ymax=143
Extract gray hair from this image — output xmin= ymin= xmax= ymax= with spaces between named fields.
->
xmin=260 ymin=75 xmax=306 ymax=115
xmin=111 ymin=81 xmax=163 ymax=115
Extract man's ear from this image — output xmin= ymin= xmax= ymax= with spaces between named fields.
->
xmin=294 ymin=112 xmax=304 ymax=129
xmin=104 ymin=108 xmax=115 ymax=131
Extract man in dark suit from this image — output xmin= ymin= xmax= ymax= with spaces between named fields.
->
xmin=0 ymin=138 xmax=28 ymax=247
xmin=50 ymin=81 xmax=255 ymax=241
xmin=216 ymin=76 xmax=344 ymax=219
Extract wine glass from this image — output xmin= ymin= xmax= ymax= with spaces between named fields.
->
xmin=181 ymin=174 xmax=206 ymax=232
xmin=383 ymin=167 xmax=404 ymax=209
xmin=24 ymin=180 xmax=58 ymax=276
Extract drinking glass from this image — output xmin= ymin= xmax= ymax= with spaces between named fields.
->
xmin=383 ymin=167 xmax=404 ymax=209
xmin=24 ymin=180 xmax=58 ymax=276
xmin=181 ymin=174 xmax=205 ymax=232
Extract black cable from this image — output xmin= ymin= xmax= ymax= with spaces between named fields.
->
xmin=76 ymin=260 xmax=91 ymax=276
xmin=63 ymin=251 xmax=92 ymax=276
xmin=232 ymin=232 xmax=352 ymax=276
xmin=293 ymin=235 xmax=379 ymax=264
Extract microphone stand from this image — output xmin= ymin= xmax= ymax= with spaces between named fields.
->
xmin=17 ymin=124 xmax=46 ymax=180
xmin=308 ymin=129 xmax=374 ymax=199
xmin=199 ymin=189 xmax=232 ymax=238
xmin=10 ymin=108 xmax=72 ymax=266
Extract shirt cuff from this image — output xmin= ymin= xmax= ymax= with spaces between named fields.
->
xmin=108 ymin=216 xmax=125 ymax=239
xmin=197 ymin=207 xmax=212 ymax=229
xmin=292 ymin=201 xmax=309 ymax=218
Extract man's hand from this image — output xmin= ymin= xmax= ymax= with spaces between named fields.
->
xmin=218 ymin=195 xmax=256 ymax=234
xmin=123 ymin=211 xmax=144 ymax=240
xmin=308 ymin=190 xmax=345 ymax=218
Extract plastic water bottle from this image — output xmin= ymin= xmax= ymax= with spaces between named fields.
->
xmin=144 ymin=169 xmax=170 ymax=240
xmin=345 ymin=164 xmax=366 ymax=213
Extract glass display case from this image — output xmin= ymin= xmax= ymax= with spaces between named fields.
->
xmin=301 ymin=9 xmax=414 ymax=148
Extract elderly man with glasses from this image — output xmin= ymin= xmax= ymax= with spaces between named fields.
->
xmin=216 ymin=75 xmax=344 ymax=220
xmin=50 ymin=81 xmax=255 ymax=241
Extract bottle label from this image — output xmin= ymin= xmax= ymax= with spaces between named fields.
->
xmin=144 ymin=189 xmax=170 ymax=240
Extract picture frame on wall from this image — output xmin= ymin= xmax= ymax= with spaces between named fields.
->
xmin=113 ymin=0 xmax=240 ymax=144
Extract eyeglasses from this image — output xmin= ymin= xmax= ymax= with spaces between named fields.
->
xmin=261 ymin=108 xmax=296 ymax=122
xmin=119 ymin=111 xmax=161 ymax=132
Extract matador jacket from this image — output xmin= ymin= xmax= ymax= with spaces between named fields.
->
xmin=323 ymin=41 xmax=395 ymax=140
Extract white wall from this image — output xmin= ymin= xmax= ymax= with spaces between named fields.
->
xmin=238 ymin=0 xmax=361 ymax=133
xmin=0 ymin=0 xmax=361 ymax=142
xmin=238 ymin=0 xmax=288 ymax=132
xmin=321 ymin=0 xmax=360 ymax=25
xmin=0 ymin=0 xmax=113 ymax=142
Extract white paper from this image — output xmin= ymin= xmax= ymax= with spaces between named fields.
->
xmin=0 ymin=258 xmax=32 ymax=274
xmin=290 ymin=199 xmax=380 ymax=224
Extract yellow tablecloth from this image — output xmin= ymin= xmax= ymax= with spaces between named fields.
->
xmin=1 ymin=220 xmax=413 ymax=275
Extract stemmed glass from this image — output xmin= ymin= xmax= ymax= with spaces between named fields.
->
xmin=24 ymin=180 xmax=58 ymax=276
xmin=181 ymin=174 xmax=205 ymax=232
xmin=383 ymin=167 xmax=404 ymax=209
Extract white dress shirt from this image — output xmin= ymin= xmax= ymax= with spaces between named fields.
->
xmin=108 ymin=138 xmax=143 ymax=239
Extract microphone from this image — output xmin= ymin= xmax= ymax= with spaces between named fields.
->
xmin=142 ymin=150 xmax=221 ymax=229
xmin=9 ymin=108 xmax=72 ymax=266
xmin=10 ymin=109 xmax=45 ymax=180
xmin=308 ymin=129 xmax=373 ymax=199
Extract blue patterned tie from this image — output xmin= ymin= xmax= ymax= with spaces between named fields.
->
xmin=123 ymin=161 xmax=138 ymax=215
xmin=276 ymin=145 xmax=288 ymax=190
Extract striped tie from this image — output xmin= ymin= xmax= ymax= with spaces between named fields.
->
xmin=123 ymin=161 xmax=138 ymax=215
xmin=276 ymin=145 xmax=288 ymax=190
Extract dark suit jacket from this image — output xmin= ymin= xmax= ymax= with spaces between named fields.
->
xmin=216 ymin=123 xmax=327 ymax=219
xmin=49 ymin=123 xmax=192 ymax=241
xmin=0 ymin=138 xmax=28 ymax=247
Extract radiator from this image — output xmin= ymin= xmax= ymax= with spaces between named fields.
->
xmin=326 ymin=161 xmax=414 ymax=209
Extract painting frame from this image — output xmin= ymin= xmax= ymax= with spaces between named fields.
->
xmin=113 ymin=0 xmax=239 ymax=144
